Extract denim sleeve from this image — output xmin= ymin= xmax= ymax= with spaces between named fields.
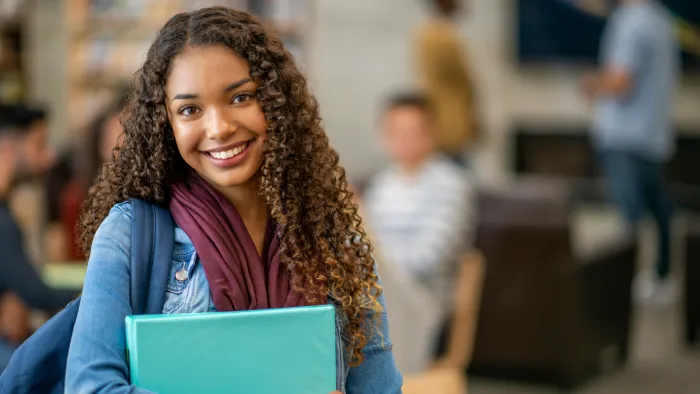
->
xmin=65 ymin=201 xmax=155 ymax=394
xmin=345 ymin=290 xmax=403 ymax=394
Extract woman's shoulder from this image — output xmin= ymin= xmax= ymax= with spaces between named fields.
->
xmin=96 ymin=199 xmax=189 ymax=250
xmin=92 ymin=200 xmax=135 ymax=247
xmin=112 ymin=200 xmax=134 ymax=218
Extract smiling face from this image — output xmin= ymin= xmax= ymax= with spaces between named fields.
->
xmin=165 ymin=44 xmax=268 ymax=190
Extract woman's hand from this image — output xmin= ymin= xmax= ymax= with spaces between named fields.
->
xmin=329 ymin=391 xmax=342 ymax=394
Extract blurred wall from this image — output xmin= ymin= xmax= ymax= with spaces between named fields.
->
xmin=312 ymin=0 xmax=700 ymax=183
xmin=310 ymin=0 xmax=425 ymax=183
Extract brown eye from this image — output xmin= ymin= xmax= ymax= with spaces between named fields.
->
xmin=178 ymin=106 xmax=199 ymax=116
xmin=231 ymin=93 xmax=254 ymax=105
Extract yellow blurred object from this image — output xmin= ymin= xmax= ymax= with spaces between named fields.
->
xmin=676 ymin=19 xmax=700 ymax=55
xmin=415 ymin=19 xmax=477 ymax=154
xmin=42 ymin=262 xmax=87 ymax=290
xmin=403 ymin=367 xmax=468 ymax=394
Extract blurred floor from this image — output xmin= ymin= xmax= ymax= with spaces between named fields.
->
xmin=471 ymin=303 xmax=700 ymax=393
xmin=471 ymin=208 xmax=700 ymax=393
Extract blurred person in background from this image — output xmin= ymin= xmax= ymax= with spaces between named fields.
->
xmin=581 ymin=0 xmax=679 ymax=304
xmin=364 ymin=92 xmax=475 ymax=373
xmin=44 ymin=95 xmax=125 ymax=262
xmin=0 ymin=104 xmax=77 ymax=372
xmin=415 ymin=0 xmax=478 ymax=166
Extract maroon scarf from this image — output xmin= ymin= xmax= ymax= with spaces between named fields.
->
xmin=169 ymin=173 xmax=306 ymax=311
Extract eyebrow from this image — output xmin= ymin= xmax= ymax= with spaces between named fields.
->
xmin=224 ymin=77 xmax=253 ymax=92
xmin=171 ymin=77 xmax=254 ymax=102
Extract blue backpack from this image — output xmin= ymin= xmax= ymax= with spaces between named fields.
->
xmin=0 ymin=199 xmax=174 ymax=394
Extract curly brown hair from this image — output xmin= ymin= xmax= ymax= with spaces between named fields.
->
xmin=80 ymin=6 xmax=380 ymax=365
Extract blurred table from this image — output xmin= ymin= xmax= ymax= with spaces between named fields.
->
xmin=403 ymin=368 xmax=467 ymax=394
xmin=42 ymin=261 xmax=86 ymax=290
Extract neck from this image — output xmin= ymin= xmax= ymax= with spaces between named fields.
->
xmin=215 ymin=174 xmax=268 ymax=225
xmin=398 ymin=156 xmax=431 ymax=177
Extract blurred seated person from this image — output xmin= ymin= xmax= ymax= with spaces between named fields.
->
xmin=0 ymin=104 xmax=78 ymax=372
xmin=44 ymin=97 xmax=124 ymax=261
xmin=364 ymin=92 xmax=476 ymax=373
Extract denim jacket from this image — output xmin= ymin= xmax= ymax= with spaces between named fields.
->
xmin=65 ymin=201 xmax=403 ymax=393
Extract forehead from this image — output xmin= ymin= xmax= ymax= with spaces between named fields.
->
xmin=385 ymin=106 xmax=429 ymax=123
xmin=165 ymin=45 xmax=251 ymax=95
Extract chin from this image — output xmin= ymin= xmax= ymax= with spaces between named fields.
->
xmin=202 ymin=172 xmax=254 ymax=189
xmin=199 ymin=161 xmax=263 ymax=188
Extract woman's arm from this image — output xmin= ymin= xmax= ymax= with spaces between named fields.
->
xmin=65 ymin=201 xmax=155 ymax=394
xmin=345 ymin=290 xmax=403 ymax=394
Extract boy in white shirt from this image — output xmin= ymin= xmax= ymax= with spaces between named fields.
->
xmin=364 ymin=93 xmax=476 ymax=372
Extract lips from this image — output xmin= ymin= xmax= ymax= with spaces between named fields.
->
xmin=203 ymin=139 xmax=254 ymax=160
xmin=201 ymin=138 xmax=256 ymax=168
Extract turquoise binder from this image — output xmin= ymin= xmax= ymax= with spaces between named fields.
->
xmin=125 ymin=305 xmax=336 ymax=394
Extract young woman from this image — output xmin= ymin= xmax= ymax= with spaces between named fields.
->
xmin=65 ymin=7 xmax=401 ymax=394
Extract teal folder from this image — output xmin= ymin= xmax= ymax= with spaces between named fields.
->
xmin=125 ymin=305 xmax=336 ymax=394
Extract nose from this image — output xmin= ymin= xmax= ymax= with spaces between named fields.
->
xmin=204 ymin=107 xmax=237 ymax=141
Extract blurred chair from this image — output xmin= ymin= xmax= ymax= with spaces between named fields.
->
xmin=469 ymin=179 xmax=636 ymax=389
xmin=403 ymin=252 xmax=485 ymax=394
xmin=433 ymin=251 xmax=485 ymax=369
xmin=403 ymin=368 xmax=466 ymax=394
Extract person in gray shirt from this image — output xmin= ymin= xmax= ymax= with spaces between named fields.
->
xmin=581 ymin=0 xmax=679 ymax=304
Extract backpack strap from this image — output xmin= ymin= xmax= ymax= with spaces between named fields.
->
xmin=129 ymin=199 xmax=175 ymax=315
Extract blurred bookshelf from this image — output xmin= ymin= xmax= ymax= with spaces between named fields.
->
xmin=64 ymin=0 xmax=312 ymax=132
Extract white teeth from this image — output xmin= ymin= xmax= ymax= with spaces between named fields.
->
xmin=210 ymin=142 xmax=248 ymax=160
